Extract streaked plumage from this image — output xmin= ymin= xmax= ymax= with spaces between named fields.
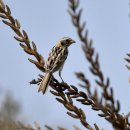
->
xmin=38 ymin=37 xmax=75 ymax=94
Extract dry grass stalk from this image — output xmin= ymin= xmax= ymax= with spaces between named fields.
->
xmin=0 ymin=120 xmax=41 ymax=130
xmin=125 ymin=54 xmax=130 ymax=70
xmin=68 ymin=0 xmax=130 ymax=129
xmin=31 ymin=77 xmax=99 ymax=130
xmin=0 ymin=120 xmax=80 ymax=130
xmin=68 ymin=0 xmax=118 ymax=113
xmin=0 ymin=1 xmax=45 ymax=72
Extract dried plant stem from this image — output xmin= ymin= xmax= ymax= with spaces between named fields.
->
xmin=125 ymin=53 xmax=130 ymax=70
xmin=68 ymin=0 xmax=130 ymax=130
xmin=0 ymin=120 xmax=41 ymax=130
xmin=68 ymin=0 xmax=118 ymax=113
xmin=49 ymin=79 xmax=99 ymax=130
xmin=0 ymin=120 xmax=81 ymax=130
xmin=0 ymin=1 xmax=45 ymax=72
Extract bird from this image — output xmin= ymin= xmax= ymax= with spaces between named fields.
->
xmin=38 ymin=37 xmax=75 ymax=94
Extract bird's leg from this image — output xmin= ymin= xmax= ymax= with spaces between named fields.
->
xmin=59 ymin=70 xmax=64 ymax=83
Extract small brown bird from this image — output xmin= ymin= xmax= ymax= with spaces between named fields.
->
xmin=38 ymin=37 xmax=75 ymax=94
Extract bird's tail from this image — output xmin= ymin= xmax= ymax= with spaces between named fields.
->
xmin=38 ymin=72 xmax=52 ymax=94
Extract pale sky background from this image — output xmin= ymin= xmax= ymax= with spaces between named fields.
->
xmin=0 ymin=0 xmax=130 ymax=129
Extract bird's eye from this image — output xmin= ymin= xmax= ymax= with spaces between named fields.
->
xmin=61 ymin=41 xmax=66 ymax=46
xmin=66 ymin=39 xmax=70 ymax=43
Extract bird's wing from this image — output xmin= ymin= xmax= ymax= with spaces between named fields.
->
xmin=46 ymin=46 xmax=68 ymax=72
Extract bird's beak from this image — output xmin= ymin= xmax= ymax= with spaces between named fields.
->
xmin=70 ymin=39 xmax=76 ymax=44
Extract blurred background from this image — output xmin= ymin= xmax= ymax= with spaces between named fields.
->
xmin=0 ymin=0 xmax=130 ymax=129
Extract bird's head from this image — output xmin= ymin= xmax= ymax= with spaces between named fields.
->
xmin=57 ymin=37 xmax=75 ymax=47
